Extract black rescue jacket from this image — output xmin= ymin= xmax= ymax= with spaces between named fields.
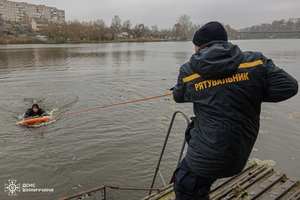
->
xmin=24 ymin=108 xmax=47 ymax=119
xmin=173 ymin=41 xmax=298 ymax=178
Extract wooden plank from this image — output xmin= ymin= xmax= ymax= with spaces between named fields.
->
xmin=211 ymin=165 xmax=271 ymax=199
xmin=211 ymin=163 xmax=256 ymax=193
xmin=286 ymin=188 xmax=300 ymax=200
xmin=58 ymin=164 xmax=300 ymax=200
xmin=248 ymin=172 xmax=286 ymax=199
xmin=263 ymin=178 xmax=299 ymax=200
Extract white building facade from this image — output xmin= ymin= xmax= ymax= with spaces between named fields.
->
xmin=0 ymin=0 xmax=65 ymax=24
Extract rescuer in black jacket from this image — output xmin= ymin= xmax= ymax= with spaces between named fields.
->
xmin=24 ymin=104 xmax=48 ymax=119
xmin=172 ymin=21 xmax=298 ymax=200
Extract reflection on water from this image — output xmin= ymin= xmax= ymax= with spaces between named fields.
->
xmin=0 ymin=40 xmax=299 ymax=200
xmin=173 ymin=51 xmax=191 ymax=65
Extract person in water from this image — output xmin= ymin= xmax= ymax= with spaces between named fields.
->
xmin=24 ymin=104 xmax=48 ymax=119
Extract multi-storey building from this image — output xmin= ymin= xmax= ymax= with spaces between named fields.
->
xmin=0 ymin=0 xmax=65 ymax=24
xmin=288 ymin=18 xmax=300 ymax=24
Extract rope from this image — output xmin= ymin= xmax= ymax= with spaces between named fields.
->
xmin=54 ymin=93 xmax=172 ymax=118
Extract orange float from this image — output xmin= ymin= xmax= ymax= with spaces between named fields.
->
xmin=17 ymin=116 xmax=51 ymax=125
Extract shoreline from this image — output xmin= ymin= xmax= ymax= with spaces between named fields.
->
xmin=0 ymin=37 xmax=299 ymax=45
xmin=0 ymin=38 xmax=173 ymax=45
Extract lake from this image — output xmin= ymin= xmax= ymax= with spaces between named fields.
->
xmin=0 ymin=39 xmax=299 ymax=200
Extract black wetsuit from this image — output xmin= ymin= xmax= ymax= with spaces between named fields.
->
xmin=24 ymin=108 xmax=47 ymax=119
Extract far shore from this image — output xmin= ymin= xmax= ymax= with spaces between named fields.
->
xmin=1 ymin=37 xmax=299 ymax=45
xmin=0 ymin=37 xmax=175 ymax=45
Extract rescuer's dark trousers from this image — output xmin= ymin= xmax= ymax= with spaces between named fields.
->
xmin=173 ymin=158 xmax=217 ymax=200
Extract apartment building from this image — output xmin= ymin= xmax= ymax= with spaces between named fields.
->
xmin=0 ymin=0 xmax=65 ymax=24
xmin=288 ymin=18 xmax=300 ymax=24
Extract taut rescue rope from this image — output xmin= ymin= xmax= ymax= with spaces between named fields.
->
xmin=54 ymin=93 xmax=172 ymax=118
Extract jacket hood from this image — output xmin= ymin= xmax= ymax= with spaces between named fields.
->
xmin=190 ymin=42 xmax=244 ymax=79
xmin=32 ymin=104 xmax=39 ymax=109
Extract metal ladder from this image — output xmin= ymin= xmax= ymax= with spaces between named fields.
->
xmin=148 ymin=110 xmax=190 ymax=195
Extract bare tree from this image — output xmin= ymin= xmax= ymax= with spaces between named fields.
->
xmin=40 ymin=22 xmax=60 ymax=41
xmin=133 ymin=23 xmax=146 ymax=38
xmin=122 ymin=20 xmax=132 ymax=37
xmin=151 ymin=25 xmax=158 ymax=32
xmin=177 ymin=14 xmax=193 ymax=40
xmin=224 ymin=24 xmax=239 ymax=39
xmin=85 ymin=21 xmax=94 ymax=41
xmin=93 ymin=19 xmax=107 ymax=41
xmin=172 ymin=23 xmax=183 ymax=39
xmin=110 ymin=15 xmax=121 ymax=39
xmin=122 ymin=20 xmax=131 ymax=31
xmin=67 ymin=20 xmax=87 ymax=41
xmin=160 ymin=28 xmax=172 ymax=39
xmin=151 ymin=25 xmax=159 ymax=38
xmin=78 ymin=21 xmax=88 ymax=40
xmin=60 ymin=21 xmax=73 ymax=42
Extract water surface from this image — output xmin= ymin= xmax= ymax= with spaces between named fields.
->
xmin=0 ymin=40 xmax=299 ymax=200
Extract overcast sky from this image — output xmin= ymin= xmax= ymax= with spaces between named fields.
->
xmin=14 ymin=0 xmax=300 ymax=30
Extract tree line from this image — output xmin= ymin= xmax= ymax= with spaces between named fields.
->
xmin=39 ymin=14 xmax=240 ymax=43
xmin=1 ymin=14 xmax=299 ymax=44
xmin=241 ymin=19 xmax=300 ymax=32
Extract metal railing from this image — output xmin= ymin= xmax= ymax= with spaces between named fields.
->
xmin=148 ymin=110 xmax=190 ymax=195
